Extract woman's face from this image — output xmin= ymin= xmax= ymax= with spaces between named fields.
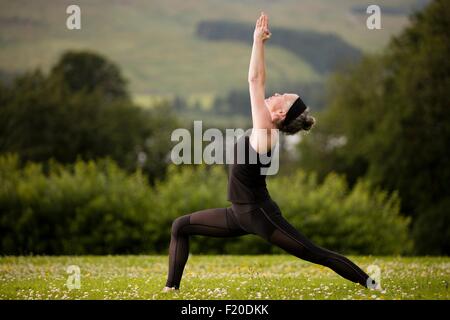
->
xmin=265 ymin=93 xmax=299 ymax=122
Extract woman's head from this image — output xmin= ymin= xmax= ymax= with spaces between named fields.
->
xmin=265 ymin=92 xmax=315 ymax=135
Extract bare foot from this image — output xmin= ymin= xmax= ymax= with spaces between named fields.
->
xmin=162 ymin=286 xmax=178 ymax=293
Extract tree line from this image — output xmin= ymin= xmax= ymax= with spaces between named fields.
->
xmin=0 ymin=51 xmax=179 ymax=184
xmin=299 ymin=0 xmax=449 ymax=254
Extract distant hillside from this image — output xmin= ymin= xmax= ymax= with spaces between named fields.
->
xmin=0 ymin=0 xmax=424 ymax=97
xmin=197 ymin=21 xmax=362 ymax=74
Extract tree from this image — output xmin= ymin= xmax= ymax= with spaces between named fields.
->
xmin=0 ymin=51 xmax=179 ymax=182
xmin=49 ymin=51 xmax=129 ymax=101
xmin=299 ymin=0 xmax=450 ymax=254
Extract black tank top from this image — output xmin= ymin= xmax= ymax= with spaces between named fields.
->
xmin=227 ymin=131 xmax=272 ymax=204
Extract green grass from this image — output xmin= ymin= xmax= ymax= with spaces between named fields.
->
xmin=1 ymin=255 xmax=448 ymax=300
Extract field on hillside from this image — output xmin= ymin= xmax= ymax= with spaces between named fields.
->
xmin=1 ymin=255 xmax=448 ymax=300
xmin=0 ymin=0 xmax=425 ymax=96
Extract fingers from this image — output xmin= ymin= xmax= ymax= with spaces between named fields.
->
xmin=262 ymin=12 xmax=268 ymax=26
xmin=257 ymin=12 xmax=269 ymax=28
xmin=256 ymin=13 xmax=263 ymax=27
xmin=260 ymin=12 xmax=269 ymax=31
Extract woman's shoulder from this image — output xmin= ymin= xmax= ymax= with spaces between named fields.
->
xmin=249 ymin=128 xmax=279 ymax=155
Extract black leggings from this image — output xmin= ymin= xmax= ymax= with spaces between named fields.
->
xmin=165 ymin=198 xmax=370 ymax=289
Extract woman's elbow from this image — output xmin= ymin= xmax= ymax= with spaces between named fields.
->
xmin=248 ymin=76 xmax=265 ymax=84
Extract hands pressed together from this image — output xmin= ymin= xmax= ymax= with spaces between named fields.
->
xmin=253 ymin=12 xmax=271 ymax=43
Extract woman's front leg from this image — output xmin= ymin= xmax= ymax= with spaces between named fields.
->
xmin=164 ymin=207 xmax=248 ymax=290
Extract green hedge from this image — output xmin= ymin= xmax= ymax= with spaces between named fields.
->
xmin=0 ymin=154 xmax=156 ymax=254
xmin=0 ymin=154 xmax=412 ymax=255
xmin=269 ymin=171 xmax=412 ymax=255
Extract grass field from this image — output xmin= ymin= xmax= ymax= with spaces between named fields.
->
xmin=0 ymin=255 xmax=448 ymax=300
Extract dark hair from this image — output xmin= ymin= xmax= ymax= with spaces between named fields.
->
xmin=276 ymin=106 xmax=316 ymax=135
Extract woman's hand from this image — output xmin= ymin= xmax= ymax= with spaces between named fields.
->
xmin=253 ymin=12 xmax=271 ymax=43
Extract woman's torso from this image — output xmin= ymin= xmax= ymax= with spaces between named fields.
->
xmin=227 ymin=130 xmax=273 ymax=207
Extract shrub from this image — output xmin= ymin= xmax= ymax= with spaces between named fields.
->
xmin=269 ymin=171 xmax=412 ymax=255
xmin=0 ymin=154 xmax=155 ymax=254
xmin=0 ymin=155 xmax=412 ymax=255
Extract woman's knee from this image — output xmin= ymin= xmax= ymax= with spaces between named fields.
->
xmin=171 ymin=215 xmax=191 ymax=237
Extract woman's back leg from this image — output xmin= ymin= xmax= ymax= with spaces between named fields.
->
xmin=255 ymin=208 xmax=371 ymax=287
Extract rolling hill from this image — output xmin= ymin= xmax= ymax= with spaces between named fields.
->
xmin=0 ymin=0 xmax=427 ymax=99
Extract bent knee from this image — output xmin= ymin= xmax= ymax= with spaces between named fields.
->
xmin=171 ymin=215 xmax=191 ymax=236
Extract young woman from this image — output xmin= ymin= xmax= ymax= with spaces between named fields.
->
xmin=163 ymin=12 xmax=378 ymax=292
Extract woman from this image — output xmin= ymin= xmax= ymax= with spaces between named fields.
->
xmin=163 ymin=12 xmax=378 ymax=292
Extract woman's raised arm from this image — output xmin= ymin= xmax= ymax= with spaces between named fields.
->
xmin=248 ymin=13 xmax=277 ymax=153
